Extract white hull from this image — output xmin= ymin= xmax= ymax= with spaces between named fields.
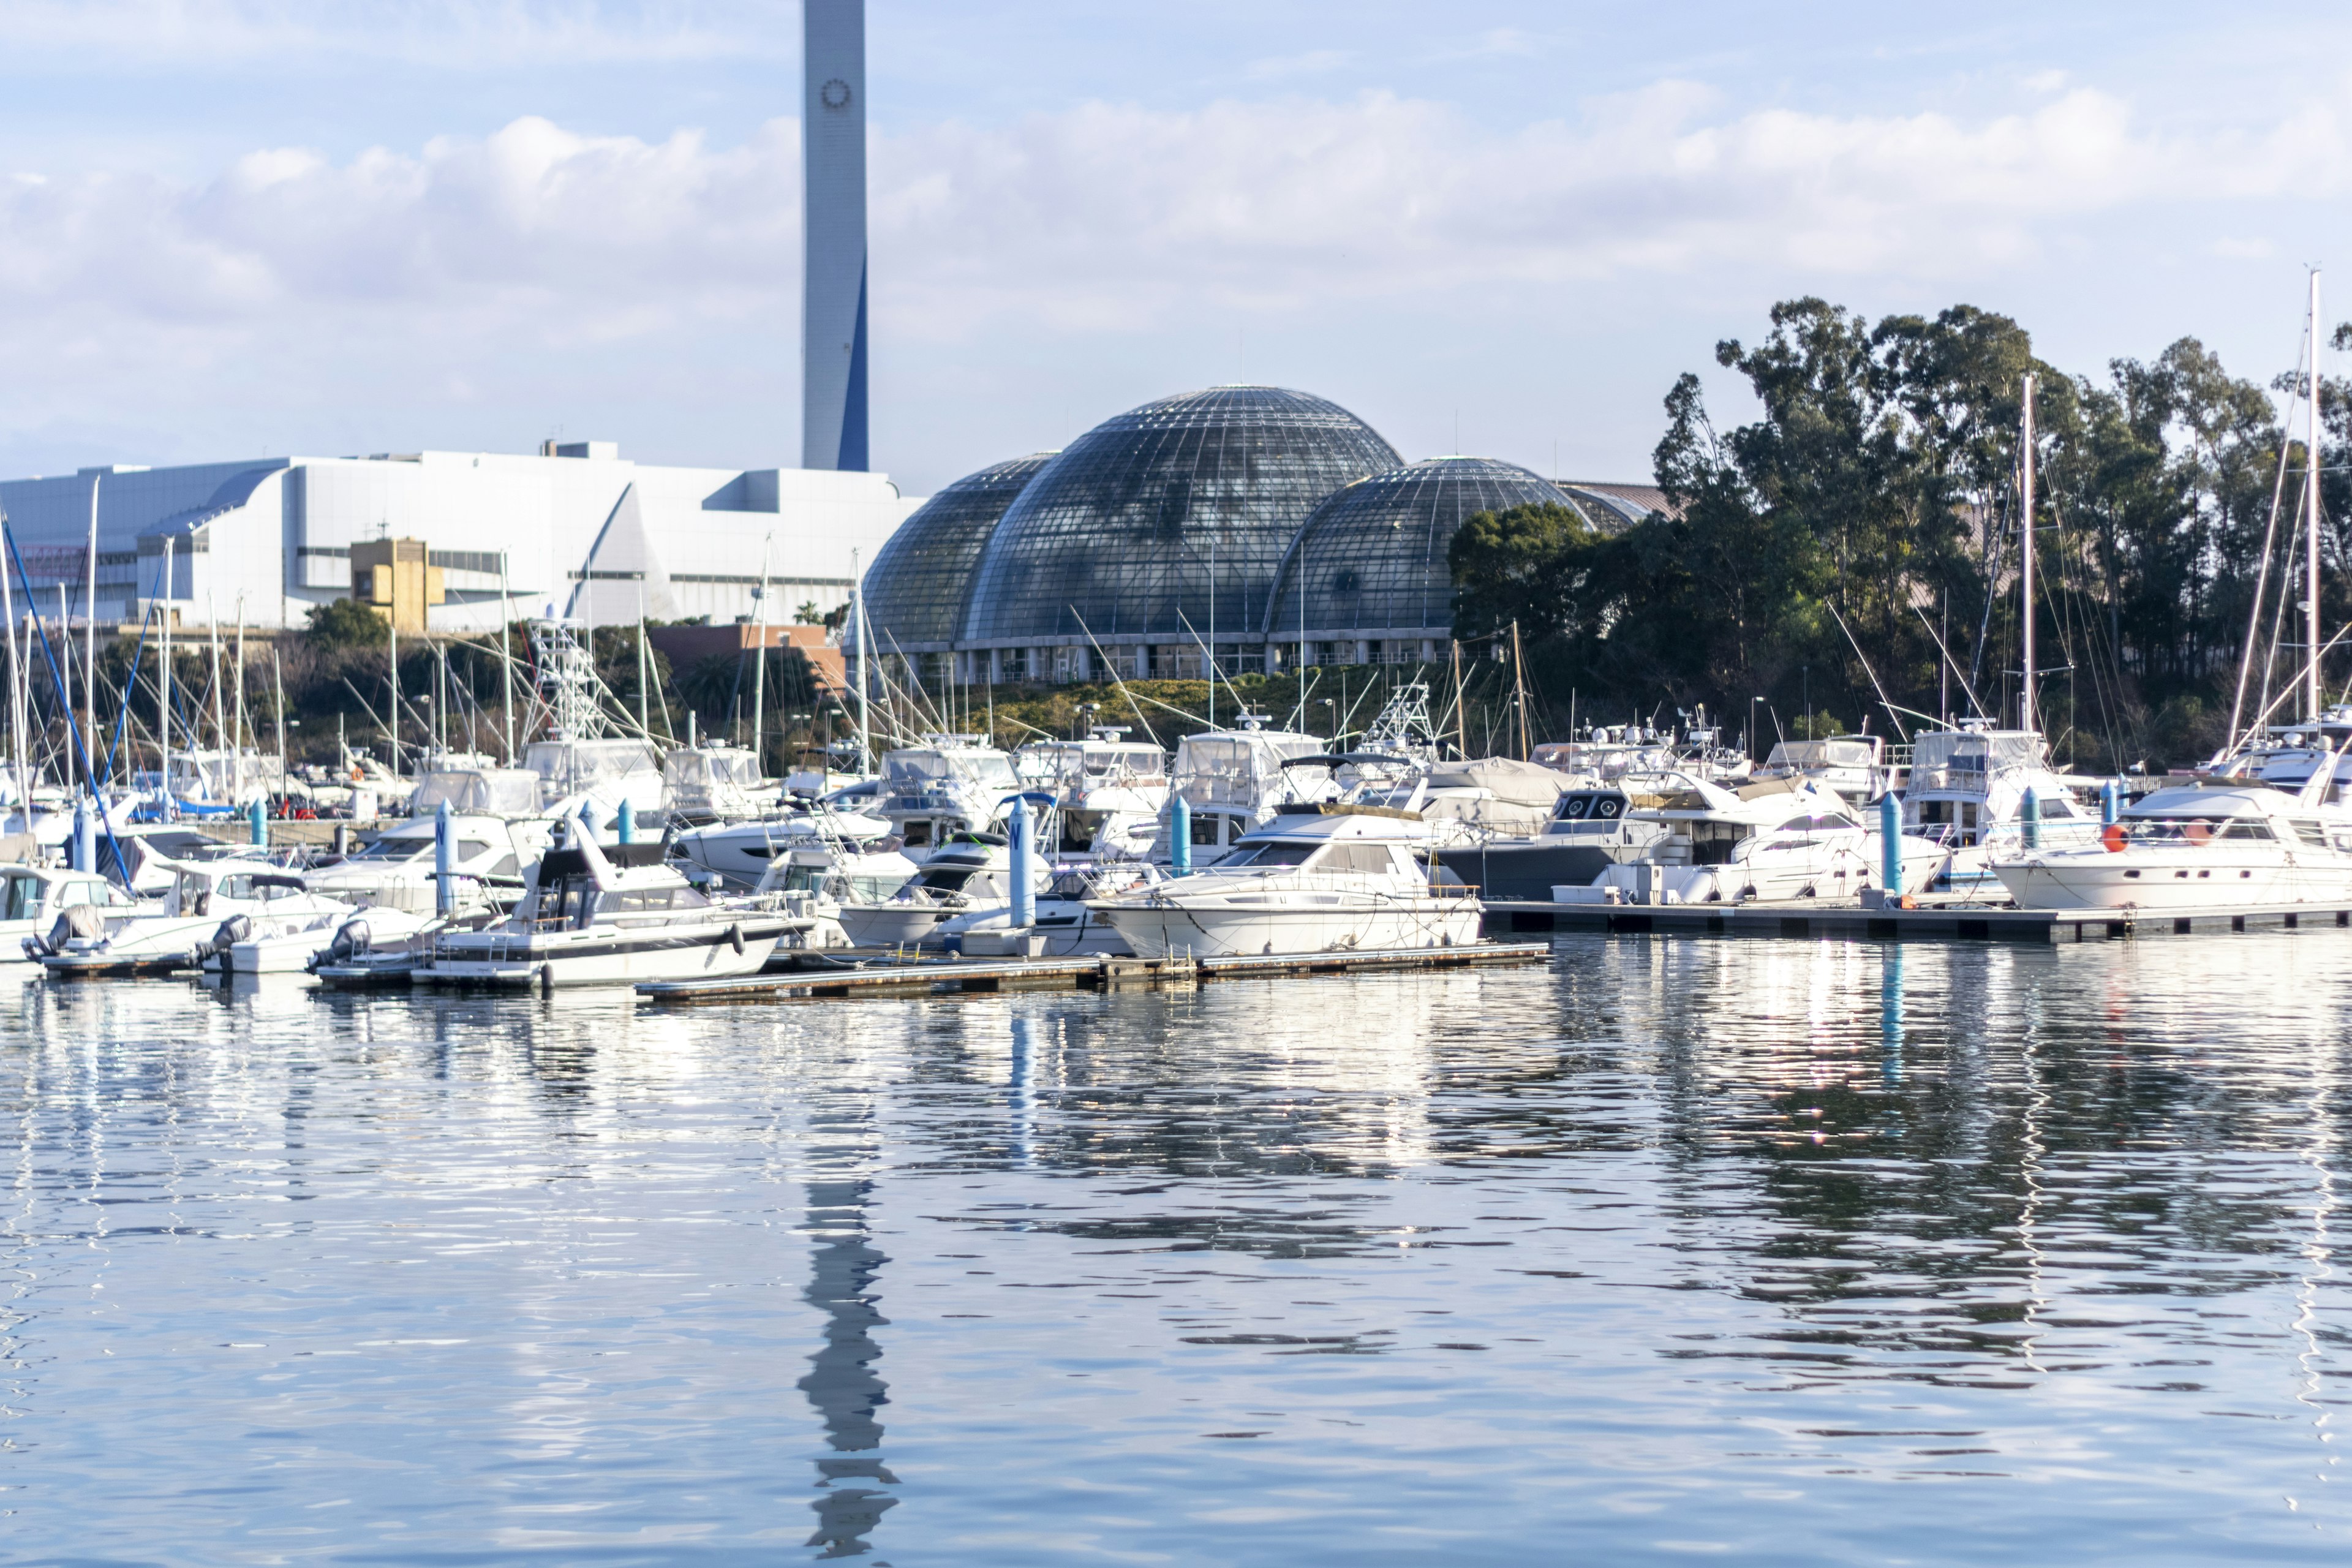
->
xmin=835 ymin=903 xmax=958 ymax=949
xmin=1994 ymin=851 xmax=2352 ymax=911
xmin=1104 ymin=897 xmax=1482 ymax=959
xmin=422 ymin=919 xmax=786 ymax=988
xmin=941 ymin=902 xmax=1134 ymax=957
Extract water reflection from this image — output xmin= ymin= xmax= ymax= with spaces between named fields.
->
xmin=0 ymin=933 xmax=2349 ymax=1560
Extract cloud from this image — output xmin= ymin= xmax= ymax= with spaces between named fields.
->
xmin=0 ymin=80 xmax=2346 ymax=420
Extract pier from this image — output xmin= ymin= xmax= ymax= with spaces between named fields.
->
xmin=1480 ymin=898 xmax=2352 ymax=944
xmin=636 ymin=940 xmax=1553 ymax=1005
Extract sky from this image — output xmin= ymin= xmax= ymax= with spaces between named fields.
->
xmin=4 ymin=1 xmax=2352 ymax=497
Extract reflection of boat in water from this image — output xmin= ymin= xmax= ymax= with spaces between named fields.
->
xmin=1096 ymin=810 xmax=1482 ymax=957
xmin=1993 ymin=776 xmax=2352 ymax=910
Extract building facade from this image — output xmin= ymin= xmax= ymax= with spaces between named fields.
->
xmin=0 ymin=441 xmax=918 ymax=633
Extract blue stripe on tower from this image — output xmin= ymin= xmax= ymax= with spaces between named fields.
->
xmin=839 ymin=262 xmax=869 ymax=472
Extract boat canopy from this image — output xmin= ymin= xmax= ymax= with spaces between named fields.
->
xmin=524 ymin=737 xmax=661 ymax=799
xmin=1172 ymin=729 xmax=1326 ymax=806
xmin=1764 ymin=736 xmax=1880 ymax=771
xmin=411 ymin=767 xmax=540 ymax=817
xmin=1910 ymin=729 xmax=2047 ymax=788
xmin=883 ymin=747 xmax=1019 ymax=791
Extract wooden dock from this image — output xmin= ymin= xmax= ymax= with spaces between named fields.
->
xmin=636 ymin=940 xmax=1553 ymax=1005
xmin=1480 ymin=898 xmax=2352 ymax=944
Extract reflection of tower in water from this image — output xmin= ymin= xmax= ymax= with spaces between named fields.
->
xmin=799 ymin=1115 xmax=896 ymax=1556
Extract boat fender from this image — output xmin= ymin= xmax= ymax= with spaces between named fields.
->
xmin=2101 ymin=822 xmax=2127 ymax=853
xmin=538 ymin=963 xmax=555 ymax=997
xmin=729 ymin=923 xmax=746 ymax=955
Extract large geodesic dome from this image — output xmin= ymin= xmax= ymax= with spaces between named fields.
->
xmin=852 ymin=453 xmax=1051 ymax=657
xmin=1263 ymin=456 xmax=1570 ymax=655
xmin=957 ymin=386 xmax=1401 ymax=662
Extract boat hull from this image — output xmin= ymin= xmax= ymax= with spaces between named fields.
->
xmin=1992 ymin=850 xmax=2352 ymax=911
xmin=1102 ymin=898 xmax=1483 ymax=959
xmin=421 ymin=918 xmax=789 ymax=988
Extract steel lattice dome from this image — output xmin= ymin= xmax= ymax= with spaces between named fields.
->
xmin=957 ymin=386 xmax=1401 ymax=651
xmin=853 ymin=453 xmax=1052 ymax=655
xmin=1263 ymin=456 xmax=1572 ymax=643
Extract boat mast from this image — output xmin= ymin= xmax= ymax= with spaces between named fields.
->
xmin=159 ymin=538 xmax=172 ymax=819
xmin=2309 ymin=268 xmax=2325 ymax=723
xmin=0 ymin=521 xmax=24 ymax=830
xmin=750 ymin=533 xmax=772 ymax=762
xmin=2020 ymin=373 xmax=2037 ymax=736
xmin=83 ymin=475 xmax=99 ymax=796
xmin=851 ymin=546 xmax=872 ymax=774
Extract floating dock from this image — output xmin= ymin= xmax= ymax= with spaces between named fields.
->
xmin=636 ymin=940 xmax=1552 ymax=1005
xmin=1480 ymin=898 xmax=2352 ymax=944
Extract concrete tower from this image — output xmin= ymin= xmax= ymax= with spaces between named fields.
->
xmin=802 ymin=0 xmax=868 ymax=472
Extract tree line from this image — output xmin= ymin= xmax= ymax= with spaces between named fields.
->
xmin=1451 ymin=296 xmax=2350 ymax=769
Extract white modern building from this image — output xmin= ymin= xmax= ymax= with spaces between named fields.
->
xmin=0 ymin=440 xmax=918 ymax=631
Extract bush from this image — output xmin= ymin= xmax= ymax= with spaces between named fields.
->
xmin=306 ymin=598 xmax=388 ymax=649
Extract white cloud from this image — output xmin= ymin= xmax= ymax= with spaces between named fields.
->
xmin=1 ymin=79 xmax=2349 ymax=448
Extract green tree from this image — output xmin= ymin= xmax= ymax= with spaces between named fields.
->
xmin=305 ymin=598 xmax=388 ymax=648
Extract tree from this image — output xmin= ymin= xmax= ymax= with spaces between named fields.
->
xmin=306 ymin=598 xmax=388 ymax=648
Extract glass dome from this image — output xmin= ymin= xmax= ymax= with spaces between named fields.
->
xmin=853 ymin=453 xmax=1051 ymax=655
xmin=1264 ymin=456 xmax=1571 ymax=640
xmin=959 ymin=387 xmax=1401 ymax=650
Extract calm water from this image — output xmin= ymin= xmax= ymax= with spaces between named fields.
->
xmin=2 ymin=934 xmax=2348 ymax=1564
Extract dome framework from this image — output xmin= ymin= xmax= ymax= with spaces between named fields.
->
xmin=957 ymin=386 xmax=1400 ymax=682
xmin=851 ymin=453 xmax=1050 ymax=667
xmin=1264 ymin=455 xmax=1574 ymax=667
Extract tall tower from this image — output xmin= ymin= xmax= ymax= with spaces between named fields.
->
xmin=802 ymin=0 xmax=868 ymax=472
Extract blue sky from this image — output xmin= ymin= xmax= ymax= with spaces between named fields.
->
xmin=2 ymin=2 xmax=2350 ymax=496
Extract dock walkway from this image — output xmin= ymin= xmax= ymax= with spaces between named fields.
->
xmin=1481 ymin=897 xmax=2352 ymax=944
xmin=637 ymin=940 xmax=1551 ymax=1005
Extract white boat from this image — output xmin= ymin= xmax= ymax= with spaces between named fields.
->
xmin=1432 ymin=782 xmax=1669 ymax=900
xmin=1754 ymin=733 xmax=1899 ymax=805
xmin=1902 ymin=725 xmax=2102 ymax=888
xmin=832 ymin=839 xmax=1044 ymax=949
xmin=39 ymin=861 xmax=354 ymax=975
xmin=1551 ymin=771 xmax=1946 ymax=905
xmin=752 ymin=835 xmax=918 ymax=947
xmin=307 ymin=810 xmax=552 ymax=914
xmin=1151 ymin=719 xmax=1331 ymax=865
xmin=1018 ymin=728 xmax=1169 ymax=861
xmin=666 ymin=787 xmax=895 ymax=888
xmin=209 ymin=904 xmax=442 ymax=975
xmin=0 ymin=865 xmax=143 ymax=962
xmin=1992 ymin=774 xmax=2352 ymax=910
xmin=936 ymin=862 xmax=1164 ymax=957
xmin=420 ymin=828 xmax=799 ymax=988
xmin=1095 ymin=808 xmax=1483 ymax=957
xmin=874 ymin=739 xmax=1022 ymax=857
xmin=661 ymin=744 xmax=771 ymax=824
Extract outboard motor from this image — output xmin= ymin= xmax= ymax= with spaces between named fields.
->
xmin=194 ymin=914 xmax=254 ymax=963
xmin=312 ymin=918 xmax=373 ymax=972
xmin=28 ymin=904 xmax=108 ymax=958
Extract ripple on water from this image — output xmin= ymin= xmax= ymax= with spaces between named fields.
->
xmin=0 ymin=933 xmax=2348 ymax=1564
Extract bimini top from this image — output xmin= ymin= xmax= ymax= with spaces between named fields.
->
xmin=1263 ymin=455 xmax=1573 ymax=640
xmin=959 ymin=386 xmax=1401 ymax=647
xmin=855 ymin=453 xmax=1052 ymax=656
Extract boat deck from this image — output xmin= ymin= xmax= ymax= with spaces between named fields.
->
xmin=1480 ymin=897 xmax=2352 ymax=943
xmin=636 ymin=940 xmax=1551 ymax=1005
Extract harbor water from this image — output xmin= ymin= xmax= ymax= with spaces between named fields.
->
xmin=2 ymin=933 xmax=2349 ymax=1564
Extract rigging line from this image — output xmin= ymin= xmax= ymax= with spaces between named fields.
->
xmin=0 ymin=530 xmax=129 ymax=883
xmin=2233 ymin=339 xmax=2310 ymax=740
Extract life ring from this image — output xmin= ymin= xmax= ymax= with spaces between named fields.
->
xmin=2101 ymin=822 xmax=2127 ymax=853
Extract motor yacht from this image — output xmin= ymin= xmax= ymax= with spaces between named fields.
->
xmin=419 ymin=827 xmax=797 ymax=988
xmin=1433 ymin=783 xmax=1669 ymax=900
xmin=1753 ymin=733 xmax=1900 ymax=805
xmin=666 ymin=785 xmax=895 ymax=888
xmin=1902 ymin=725 xmax=2103 ymax=889
xmin=831 ymin=838 xmax=1046 ymax=950
xmin=1550 ymin=771 xmax=1946 ymax=905
xmin=1151 ymin=719 xmax=1330 ymax=866
xmin=1019 ymin=728 xmax=1169 ymax=861
xmin=1094 ymin=808 xmax=1483 ymax=957
xmin=660 ymin=744 xmax=771 ymax=825
xmin=1992 ymin=772 xmax=2352 ymax=910
xmin=307 ymin=810 xmax=551 ymax=914
xmin=38 ymin=861 xmax=355 ymax=975
xmin=874 ymin=739 xmax=1022 ymax=858
xmin=935 ymin=862 xmax=1164 ymax=957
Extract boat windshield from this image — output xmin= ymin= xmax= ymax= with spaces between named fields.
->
xmin=1550 ymin=791 xmax=1628 ymax=830
xmin=1218 ymin=840 xmax=1320 ymax=869
xmin=348 ymin=836 xmax=430 ymax=861
xmin=2125 ymin=815 xmax=2274 ymax=843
